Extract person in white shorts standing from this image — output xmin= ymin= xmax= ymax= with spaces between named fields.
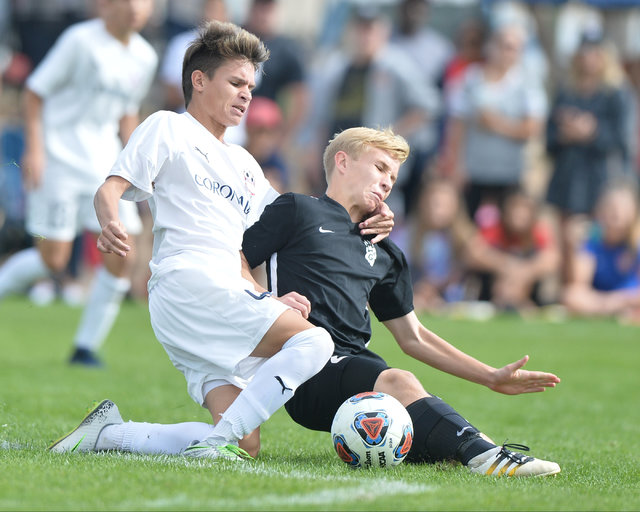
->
xmin=48 ymin=20 xmax=397 ymax=461
xmin=0 ymin=0 xmax=157 ymax=366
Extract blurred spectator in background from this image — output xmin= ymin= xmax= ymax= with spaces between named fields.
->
xmin=0 ymin=0 xmax=157 ymax=365
xmin=398 ymin=177 xmax=475 ymax=313
xmin=441 ymin=17 xmax=487 ymax=107
xmin=244 ymin=0 xmax=308 ymax=155
xmin=444 ymin=22 xmax=547 ymax=223
xmin=438 ymin=17 xmax=487 ymax=177
xmin=244 ymin=96 xmax=289 ymax=193
xmin=160 ymin=0 xmax=227 ymax=113
xmin=304 ymin=4 xmax=438 ymax=215
xmin=468 ymin=187 xmax=560 ymax=312
xmin=10 ymin=0 xmax=91 ymax=69
xmin=390 ymin=0 xmax=454 ymax=215
xmin=545 ymin=33 xmax=629 ymax=283
xmin=563 ymin=181 xmax=640 ymax=323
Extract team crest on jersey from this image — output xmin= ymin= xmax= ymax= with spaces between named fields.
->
xmin=242 ymin=169 xmax=256 ymax=196
xmin=363 ymin=240 xmax=377 ymax=267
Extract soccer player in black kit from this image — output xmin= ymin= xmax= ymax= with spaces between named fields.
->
xmin=242 ymin=127 xmax=561 ymax=477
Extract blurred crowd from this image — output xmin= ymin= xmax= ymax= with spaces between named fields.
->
xmin=1 ymin=0 xmax=640 ymax=323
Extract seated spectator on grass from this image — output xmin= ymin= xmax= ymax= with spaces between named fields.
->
xmin=468 ymin=188 xmax=560 ymax=312
xmin=400 ymin=178 xmax=475 ymax=313
xmin=563 ymin=182 xmax=640 ymax=322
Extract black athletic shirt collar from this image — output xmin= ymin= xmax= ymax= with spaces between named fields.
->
xmin=320 ymin=194 xmax=372 ymax=237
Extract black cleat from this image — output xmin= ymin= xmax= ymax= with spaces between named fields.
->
xmin=69 ymin=348 xmax=104 ymax=368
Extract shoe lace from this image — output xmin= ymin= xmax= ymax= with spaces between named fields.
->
xmin=500 ymin=442 xmax=533 ymax=465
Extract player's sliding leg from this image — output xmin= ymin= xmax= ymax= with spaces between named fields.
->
xmin=70 ymin=248 xmax=134 ymax=366
xmin=201 ymin=382 xmax=261 ymax=457
xmin=375 ymin=368 xmax=561 ymax=477
xmin=49 ymin=399 xmax=216 ymax=455
xmin=183 ymin=313 xmax=333 ymax=460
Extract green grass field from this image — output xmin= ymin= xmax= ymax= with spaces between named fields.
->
xmin=1 ymin=297 xmax=639 ymax=511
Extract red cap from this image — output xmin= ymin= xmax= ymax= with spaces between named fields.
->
xmin=246 ymin=97 xmax=283 ymax=128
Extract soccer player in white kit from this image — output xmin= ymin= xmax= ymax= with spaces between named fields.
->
xmin=0 ymin=0 xmax=157 ymax=366
xmin=49 ymin=20 xmax=356 ymax=461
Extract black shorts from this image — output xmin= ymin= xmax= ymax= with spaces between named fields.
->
xmin=284 ymin=349 xmax=390 ymax=432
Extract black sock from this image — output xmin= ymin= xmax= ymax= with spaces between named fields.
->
xmin=405 ymin=396 xmax=495 ymax=465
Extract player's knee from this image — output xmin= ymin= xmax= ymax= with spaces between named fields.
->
xmin=293 ymin=326 xmax=333 ymax=367
xmin=312 ymin=327 xmax=334 ymax=363
xmin=374 ymin=369 xmax=428 ymax=406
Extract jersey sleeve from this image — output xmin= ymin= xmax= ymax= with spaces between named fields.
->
xmin=242 ymin=193 xmax=297 ymax=268
xmin=109 ymin=112 xmax=171 ymax=202
xmin=368 ymin=240 xmax=415 ymax=321
xmin=26 ymin=25 xmax=80 ymax=98
xmin=246 ymin=160 xmax=280 ymax=228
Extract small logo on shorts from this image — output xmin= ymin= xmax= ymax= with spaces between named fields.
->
xmin=244 ymin=290 xmax=272 ymax=300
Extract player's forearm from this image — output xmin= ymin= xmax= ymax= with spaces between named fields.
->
xmin=240 ymin=252 xmax=268 ymax=294
xmin=22 ymin=89 xmax=44 ymax=152
xmin=94 ymin=179 xmax=126 ymax=227
xmin=410 ymin=325 xmax=497 ymax=387
xmin=385 ymin=313 xmax=497 ymax=387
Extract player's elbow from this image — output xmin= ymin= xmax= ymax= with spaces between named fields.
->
xmin=396 ymin=337 xmax=421 ymax=358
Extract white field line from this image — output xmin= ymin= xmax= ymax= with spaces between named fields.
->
xmin=115 ymin=460 xmax=435 ymax=509
xmin=138 ymin=480 xmax=434 ymax=510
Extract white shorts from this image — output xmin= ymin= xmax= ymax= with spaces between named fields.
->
xmin=26 ymin=166 xmax=142 ymax=241
xmin=148 ymin=264 xmax=290 ymax=406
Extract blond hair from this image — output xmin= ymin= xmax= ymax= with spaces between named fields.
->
xmin=323 ymin=127 xmax=410 ymax=182
xmin=597 ymin=178 xmax=640 ymax=250
xmin=569 ymin=39 xmax=625 ymax=90
xmin=182 ymin=20 xmax=269 ymax=106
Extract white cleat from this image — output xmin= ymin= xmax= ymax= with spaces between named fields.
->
xmin=49 ymin=399 xmax=123 ymax=453
xmin=183 ymin=438 xmax=253 ymax=461
xmin=467 ymin=443 xmax=561 ymax=477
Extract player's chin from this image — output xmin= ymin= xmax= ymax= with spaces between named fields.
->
xmin=366 ymin=196 xmax=382 ymax=213
xmin=225 ymin=117 xmax=243 ymax=127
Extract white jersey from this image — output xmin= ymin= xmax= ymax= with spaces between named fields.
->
xmin=110 ymin=111 xmax=279 ymax=288
xmin=26 ymin=18 xmax=157 ymax=183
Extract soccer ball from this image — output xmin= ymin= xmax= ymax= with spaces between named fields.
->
xmin=331 ymin=391 xmax=413 ymax=468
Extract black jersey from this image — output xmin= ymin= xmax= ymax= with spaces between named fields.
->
xmin=242 ymin=193 xmax=414 ymax=355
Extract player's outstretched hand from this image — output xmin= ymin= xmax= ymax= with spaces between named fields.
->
xmin=489 ymin=355 xmax=561 ymax=395
xmin=277 ymin=291 xmax=311 ymax=319
xmin=360 ymin=202 xmax=394 ymax=244
xmin=97 ymin=220 xmax=130 ymax=257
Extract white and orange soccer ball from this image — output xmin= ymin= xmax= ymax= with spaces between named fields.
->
xmin=331 ymin=391 xmax=413 ymax=468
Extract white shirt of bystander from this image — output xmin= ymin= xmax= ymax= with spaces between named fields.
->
xmin=27 ymin=18 xmax=157 ymax=184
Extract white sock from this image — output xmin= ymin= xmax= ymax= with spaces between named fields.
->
xmin=96 ymin=421 xmax=214 ymax=454
xmin=0 ymin=247 xmax=49 ymax=299
xmin=73 ymin=267 xmax=130 ymax=352
xmin=209 ymin=327 xmax=333 ymax=442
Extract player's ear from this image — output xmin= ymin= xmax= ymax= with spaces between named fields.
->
xmin=191 ymin=70 xmax=205 ymax=93
xmin=334 ymin=151 xmax=349 ymax=176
